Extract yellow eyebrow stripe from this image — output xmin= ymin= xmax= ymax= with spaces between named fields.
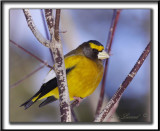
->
xmin=89 ymin=42 xmax=104 ymax=51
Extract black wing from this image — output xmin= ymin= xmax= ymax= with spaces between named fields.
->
xmin=20 ymin=65 xmax=75 ymax=109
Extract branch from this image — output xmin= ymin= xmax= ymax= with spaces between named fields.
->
xmin=105 ymin=9 xmax=121 ymax=52
xmin=10 ymin=40 xmax=53 ymax=69
xmin=95 ymin=9 xmax=121 ymax=117
xmin=106 ymin=98 xmax=120 ymax=122
xmin=70 ymin=100 xmax=79 ymax=122
xmin=46 ymin=9 xmax=71 ymax=122
xmin=71 ymin=108 xmax=78 ymax=122
xmin=10 ymin=64 xmax=46 ymax=88
xmin=23 ymin=9 xmax=50 ymax=47
xmin=44 ymin=9 xmax=54 ymax=36
xmin=94 ymin=42 xmax=151 ymax=122
xmin=41 ymin=9 xmax=54 ymax=64
xmin=71 ymin=100 xmax=79 ymax=109
xmin=54 ymin=9 xmax=61 ymax=41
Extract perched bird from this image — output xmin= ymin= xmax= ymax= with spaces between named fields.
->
xmin=20 ymin=40 xmax=109 ymax=109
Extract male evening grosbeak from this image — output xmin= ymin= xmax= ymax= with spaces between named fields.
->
xmin=20 ymin=40 xmax=109 ymax=109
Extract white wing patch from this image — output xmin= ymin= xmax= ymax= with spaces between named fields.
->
xmin=43 ymin=70 xmax=56 ymax=83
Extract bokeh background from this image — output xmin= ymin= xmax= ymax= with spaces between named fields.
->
xmin=9 ymin=9 xmax=151 ymax=122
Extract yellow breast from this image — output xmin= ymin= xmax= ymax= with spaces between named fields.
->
xmin=66 ymin=55 xmax=104 ymax=100
xmin=40 ymin=55 xmax=104 ymax=101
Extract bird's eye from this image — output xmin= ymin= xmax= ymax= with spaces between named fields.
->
xmin=92 ymin=49 xmax=98 ymax=52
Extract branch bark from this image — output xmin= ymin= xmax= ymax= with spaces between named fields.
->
xmin=23 ymin=9 xmax=50 ymax=47
xmin=95 ymin=42 xmax=151 ymax=122
xmin=23 ymin=9 xmax=71 ymax=122
xmin=54 ymin=9 xmax=61 ymax=42
xmin=45 ymin=9 xmax=71 ymax=122
xmin=41 ymin=9 xmax=55 ymax=64
xmin=44 ymin=9 xmax=54 ymax=36
xmin=95 ymin=9 xmax=121 ymax=117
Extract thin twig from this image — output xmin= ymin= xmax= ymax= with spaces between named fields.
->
xmin=106 ymin=97 xmax=121 ymax=122
xmin=23 ymin=9 xmax=50 ymax=47
xmin=95 ymin=42 xmax=151 ymax=122
xmin=95 ymin=9 xmax=121 ymax=117
xmin=70 ymin=100 xmax=79 ymax=122
xmin=45 ymin=9 xmax=71 ymax=122
xmin=10 ymin=40 xmax=53 ymax=69
xmin=41 ymin=9 xmax=55 ymax=64
xmin=44 ymin=9 xmax=54 ymax=36
xmin=105 ymin=9 xmax=121 ymax=52
xmin=10 ymin=64 xmax=46 ymax=88
xmin=54 ymin=9 xmax=61 ymax=42
xmin=71 ymin=100 xmax=79 ymax=109
xmin=71 ymin=108 xmax=78 ymax=122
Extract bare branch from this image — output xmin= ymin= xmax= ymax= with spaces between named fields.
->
xmin=10 ymin=64 xmax=46 ymax=88
xmin=23 ymin=9 xmax=50 ymax=47
xmin=106 ymin=97 xmax=121 ymax=122
xmin=71 ymin=108 xmax=78 ymax=122
xmin=70 ymin=100 xmax=79 ymax=121
xmin=95 ymin=42 xmax=151 ymax=122
xmin=71 ymin=100 xmax=79 ymax=109
xmin=46 ymin=9 xmax=71 ymax=122
xmin=10 ymin=40 xmax=53 ymax=69
xmin=95 ymin=9 xmax=121 ymax=117
xmin=105 ymin=9 xmax=121 ymax=52
xmin=44 ymin=9 xmax=54 ymax=36
xmin=41 ymin=9 xmax=54 ymax=64
xmin=54 ymin=9 xmax=61 ymax=42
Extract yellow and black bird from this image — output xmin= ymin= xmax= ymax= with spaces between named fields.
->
xmin=20 ymin=40 xmax=109 ymax=109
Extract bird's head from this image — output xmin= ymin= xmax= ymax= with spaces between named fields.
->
xmin=79 ymin=40 xmax=109 ymax=60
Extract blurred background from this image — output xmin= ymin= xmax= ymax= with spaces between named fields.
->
xmin=9 ymin=9 xmax=151 ymax=123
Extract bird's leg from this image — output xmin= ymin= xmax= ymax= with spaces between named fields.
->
xmin=73 ymin=97 xmax=83 ymax=107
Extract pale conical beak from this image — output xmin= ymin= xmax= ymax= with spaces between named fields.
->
xmin=98 ymin=50 xmax=110 ymax=60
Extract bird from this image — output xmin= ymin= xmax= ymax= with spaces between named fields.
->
xmin=20 ymin=40 xmax=109 ymax=109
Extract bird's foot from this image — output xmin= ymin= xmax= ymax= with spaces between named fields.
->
xmin=73 ymin=97 xmax=83 ymax=107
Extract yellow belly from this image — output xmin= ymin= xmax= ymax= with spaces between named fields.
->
xmin=38 ymin=55 xmax=104 ymax=101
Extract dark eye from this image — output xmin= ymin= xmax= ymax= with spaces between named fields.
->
xmin=92 ymin=49 xmax=98 ymax=53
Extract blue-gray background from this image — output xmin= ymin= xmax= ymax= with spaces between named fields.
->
xmin=10 ymin=9 xmax=150 ymax=122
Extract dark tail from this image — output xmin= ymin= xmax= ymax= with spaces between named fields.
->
xmin=20 ymin=99 xmax=34 ymax=110
xmin=39 ymin=96 xmax=57 ymax=108
xmin=20 ymin=77 xmax=58 ymax=109
xmin=20 ymin=91 xmax=40 ymax=110
xmin=20 ymin=95 xmax=57 ymax=109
